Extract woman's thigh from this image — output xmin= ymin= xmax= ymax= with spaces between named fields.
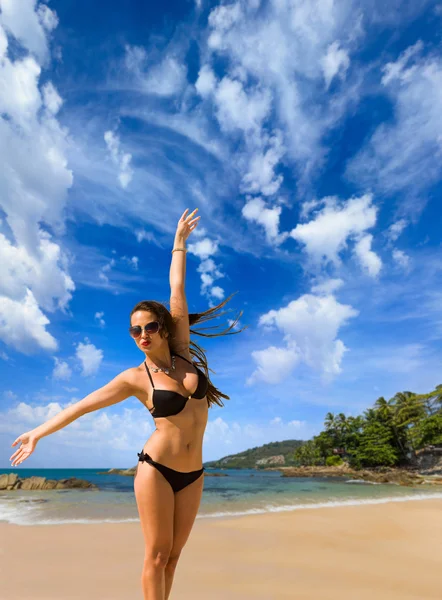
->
xmin=171 ymin=472 xmax=204 ymax=556
xmin=134 ymin=461 xmax=175 ymax=557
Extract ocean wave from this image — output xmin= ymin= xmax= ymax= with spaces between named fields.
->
xmin=197 ymin=493 xmax=442 ymax=519
xmin=2 ymin=492 xmax=441 ymax=525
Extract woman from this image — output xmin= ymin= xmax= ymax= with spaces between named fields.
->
xmin=10 ymin=208 xmax=245 ymax=600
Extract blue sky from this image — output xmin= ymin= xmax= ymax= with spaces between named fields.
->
xmin=0 ymin=0 xmax=441 ymax=468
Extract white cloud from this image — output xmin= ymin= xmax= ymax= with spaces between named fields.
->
xmin=42 ymin=81 xmax=63 ymax=114
xmin=321 ymin=41 xmax=350 ymax=89
xmin=0 ymin=288 xmax=58 ymax=353
xmin=53 ymin=357 xmax=72 ymax=381
xmin=104 ymin=130 xmax=134 ymax=189
xmin=248 ymin=292 xmax=359 ymax=384
xmin=75 ymin=340 xmax=103 ymax=377
xmin=311 ymin=278 xmax=344 ymax=295
xmin=290 ymin=194 xmax=379 ymax=271
xmin=214 ymin=76 xmax=272 ymax=135
xmin=1 ymin=399 xmax=154 ymax=466
xmin=387 ymin=218 xmax=408 ymax=242
xmin=353 ymin=233 xmax=382 ymax=278
xmin=195 ymin=65 xmax=217 ymax=98
xmin=0 ymin=1 xmax=74 ymax=356
xmin=188 ymin=237 xmax=219 ymax=260
xmin=94 ymin=311 xmax=106 ymax=328
xmin=124 ymin=45 xmax=187 ymax=96
xmin=0 ymin=0 xmax=58 ymax=63
xmin=203 ymin=415 xmax=310 ymax=460
xmin=242 ymin=197 xmax=288 ymax=246
xmin=392 ymin=248 xmax=410 ymax=270
xmin=241 ymin=132 xmax=285 ymax=196
xmin=346 ymin=41 xmax=442 ymax=216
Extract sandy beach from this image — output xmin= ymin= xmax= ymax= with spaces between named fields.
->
xmin=0 ymin=498 xmax=440 ymax=600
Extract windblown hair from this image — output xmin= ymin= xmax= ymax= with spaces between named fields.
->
xmin=129 ymin=292 xmax=247 ymax=408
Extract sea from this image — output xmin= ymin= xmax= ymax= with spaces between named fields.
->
xmin=0 ymin=467 xmax=441 ymax=526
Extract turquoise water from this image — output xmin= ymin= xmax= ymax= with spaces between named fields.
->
xmin=0 ymin=467 xmax=440 ymax=526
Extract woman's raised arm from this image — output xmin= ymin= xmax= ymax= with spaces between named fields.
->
xmin=10 ymin=369 xmax=134 ymax=466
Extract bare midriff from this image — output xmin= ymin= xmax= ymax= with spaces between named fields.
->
xmin=131 ymin=365 xmax=209 ymax=471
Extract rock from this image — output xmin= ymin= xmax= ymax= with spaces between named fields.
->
xmin=97 ymin=467 xmax=137 ymax=476
xmin=256 ymin=455 xmax=286 ymax=466
xmin=280 ymin=465 xmax=442 ymax=486
xmin=0 ymin=473 xmax=19 ymax=490
xmin=204 ymin=472 xmax=228 ymax=477
xmin=0 ymin=474 xmax=98 ymax=491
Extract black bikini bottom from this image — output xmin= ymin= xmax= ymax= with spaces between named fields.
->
xmin=137 ymin=450 xmax=205 ymax=493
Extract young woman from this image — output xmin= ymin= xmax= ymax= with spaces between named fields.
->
xmin=10 ymin=208 xmax=244 ymax=600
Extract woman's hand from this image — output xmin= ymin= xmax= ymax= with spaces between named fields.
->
xmin=175 ymin=208 xmax=201 ymax=242
xmin=10 ymin=432 xmax=38 ymax=467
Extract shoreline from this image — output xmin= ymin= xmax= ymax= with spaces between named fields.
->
xmin=0 ymin=498 xmax=440 ymax=599
xmin=1 ymin=488 xmax=441 ymax=526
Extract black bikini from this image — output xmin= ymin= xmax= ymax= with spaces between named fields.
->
xmin=137 ymin=353 xmax=209 ymax=493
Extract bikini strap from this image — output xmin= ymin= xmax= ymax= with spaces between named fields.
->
xmin=173 ymin=352 xmax=194 ymax=366
xmin=143 ymin=361 xmax=155 ymax=389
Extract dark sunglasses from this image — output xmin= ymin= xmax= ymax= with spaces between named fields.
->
xmin=128 ymin=321 xmax=161 ymax=339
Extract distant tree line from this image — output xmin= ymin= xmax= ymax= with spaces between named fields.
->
xmin=294 ymin=385 xmax=442 ymax=469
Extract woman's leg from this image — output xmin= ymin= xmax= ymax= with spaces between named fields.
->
xmin=165 ymin=473 xmax=205 ymax=600
xmin=134 ymin=461 xmax=175 ymax=600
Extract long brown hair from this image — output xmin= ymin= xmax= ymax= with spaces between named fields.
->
xmin=129 ymin=292 xmax=247 ymax=408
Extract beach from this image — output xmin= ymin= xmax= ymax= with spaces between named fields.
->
xmin=0 ymin=498 xmax=440 ymax=600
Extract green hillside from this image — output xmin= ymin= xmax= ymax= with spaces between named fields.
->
xmin=204 ymin=439 xmax=305 ymax=469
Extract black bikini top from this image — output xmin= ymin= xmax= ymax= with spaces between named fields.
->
xmin=144 ymin=353 xmax=209 ymax=418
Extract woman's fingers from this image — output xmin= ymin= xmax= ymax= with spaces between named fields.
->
xmin=11 ymin=450 xmax=25 ymax=466
xmin=180 ymin=208 xmax=189 ymax=221
xmin=184 ymin=208 xmax=198 ymax=222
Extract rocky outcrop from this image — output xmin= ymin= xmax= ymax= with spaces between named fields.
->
xmin=256 ymin=455 xmax=286 ymax=466
xmin=415 ymin=447 xmax=442 ymax=475
xmin=97 ymin=467 xmax=137 ymax=476
xmin=279 ymin=464 xmax=442 ymax=486
xmin=0 ymin=473 xmax=98 ymax=491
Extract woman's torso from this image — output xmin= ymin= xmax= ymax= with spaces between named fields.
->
xmin=129 ymin=353 xmax=209 ymax=471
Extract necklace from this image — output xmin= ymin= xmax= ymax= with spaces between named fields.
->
xmin=146 ymin=354 xmax=176 ymax=375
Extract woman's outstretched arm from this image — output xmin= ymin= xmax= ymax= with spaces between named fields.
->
xmin=10 ymin=369 xmax=134 ymax=466
xmin=169 ymin=208 xmax=200 ymax=354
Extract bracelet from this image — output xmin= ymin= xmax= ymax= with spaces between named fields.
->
xmin=172 ymin=248 xmax=187 ymax=253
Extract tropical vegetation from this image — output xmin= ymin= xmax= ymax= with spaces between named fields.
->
xmin=293 ymin=385 xmax=442 ymax=469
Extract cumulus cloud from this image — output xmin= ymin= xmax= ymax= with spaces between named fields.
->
xmin=0 ymin=0 xmax=58 ymax=63
xmin=203 ymin=415 xmax=310 ymax=459
xmin=0 ymin=2 xmax=74 ymax=355
xmin=75 ymin=340 xmax=103 ymax=377
xmin=188 ymin=240 xmax=225 ymax=301
xmin=248 ymin=292 xmax=359 ymax=384
xmin=290 ymin=194 xmax=379 ymax=274
xmin=52 ymin=357 xmax=72 ymax=381
xmin=242 ymin=197 xmax=289 ymax=246
xmin=1 ymin=398 xmax=154 ymax=466
xmin=353 ymin=233 xmax=382 ymax=277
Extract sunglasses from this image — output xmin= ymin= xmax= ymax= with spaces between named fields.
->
xmin=128 ymin=321 xmax=161 ymax=339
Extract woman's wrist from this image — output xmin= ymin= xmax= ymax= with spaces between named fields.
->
xmin=173 ymin=236 xmax=186 ymax=250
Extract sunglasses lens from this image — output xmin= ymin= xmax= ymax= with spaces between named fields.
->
xmin=128 ymin=322 xmax=160 ymax=338
xmin=145 ymin=322 xmax=160 ymax=334
xmin=129 ymin=326 xmax=142 ymax=338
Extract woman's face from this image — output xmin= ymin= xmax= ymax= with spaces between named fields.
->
xmin=130 ymin=310 xmax=168 ymax=354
